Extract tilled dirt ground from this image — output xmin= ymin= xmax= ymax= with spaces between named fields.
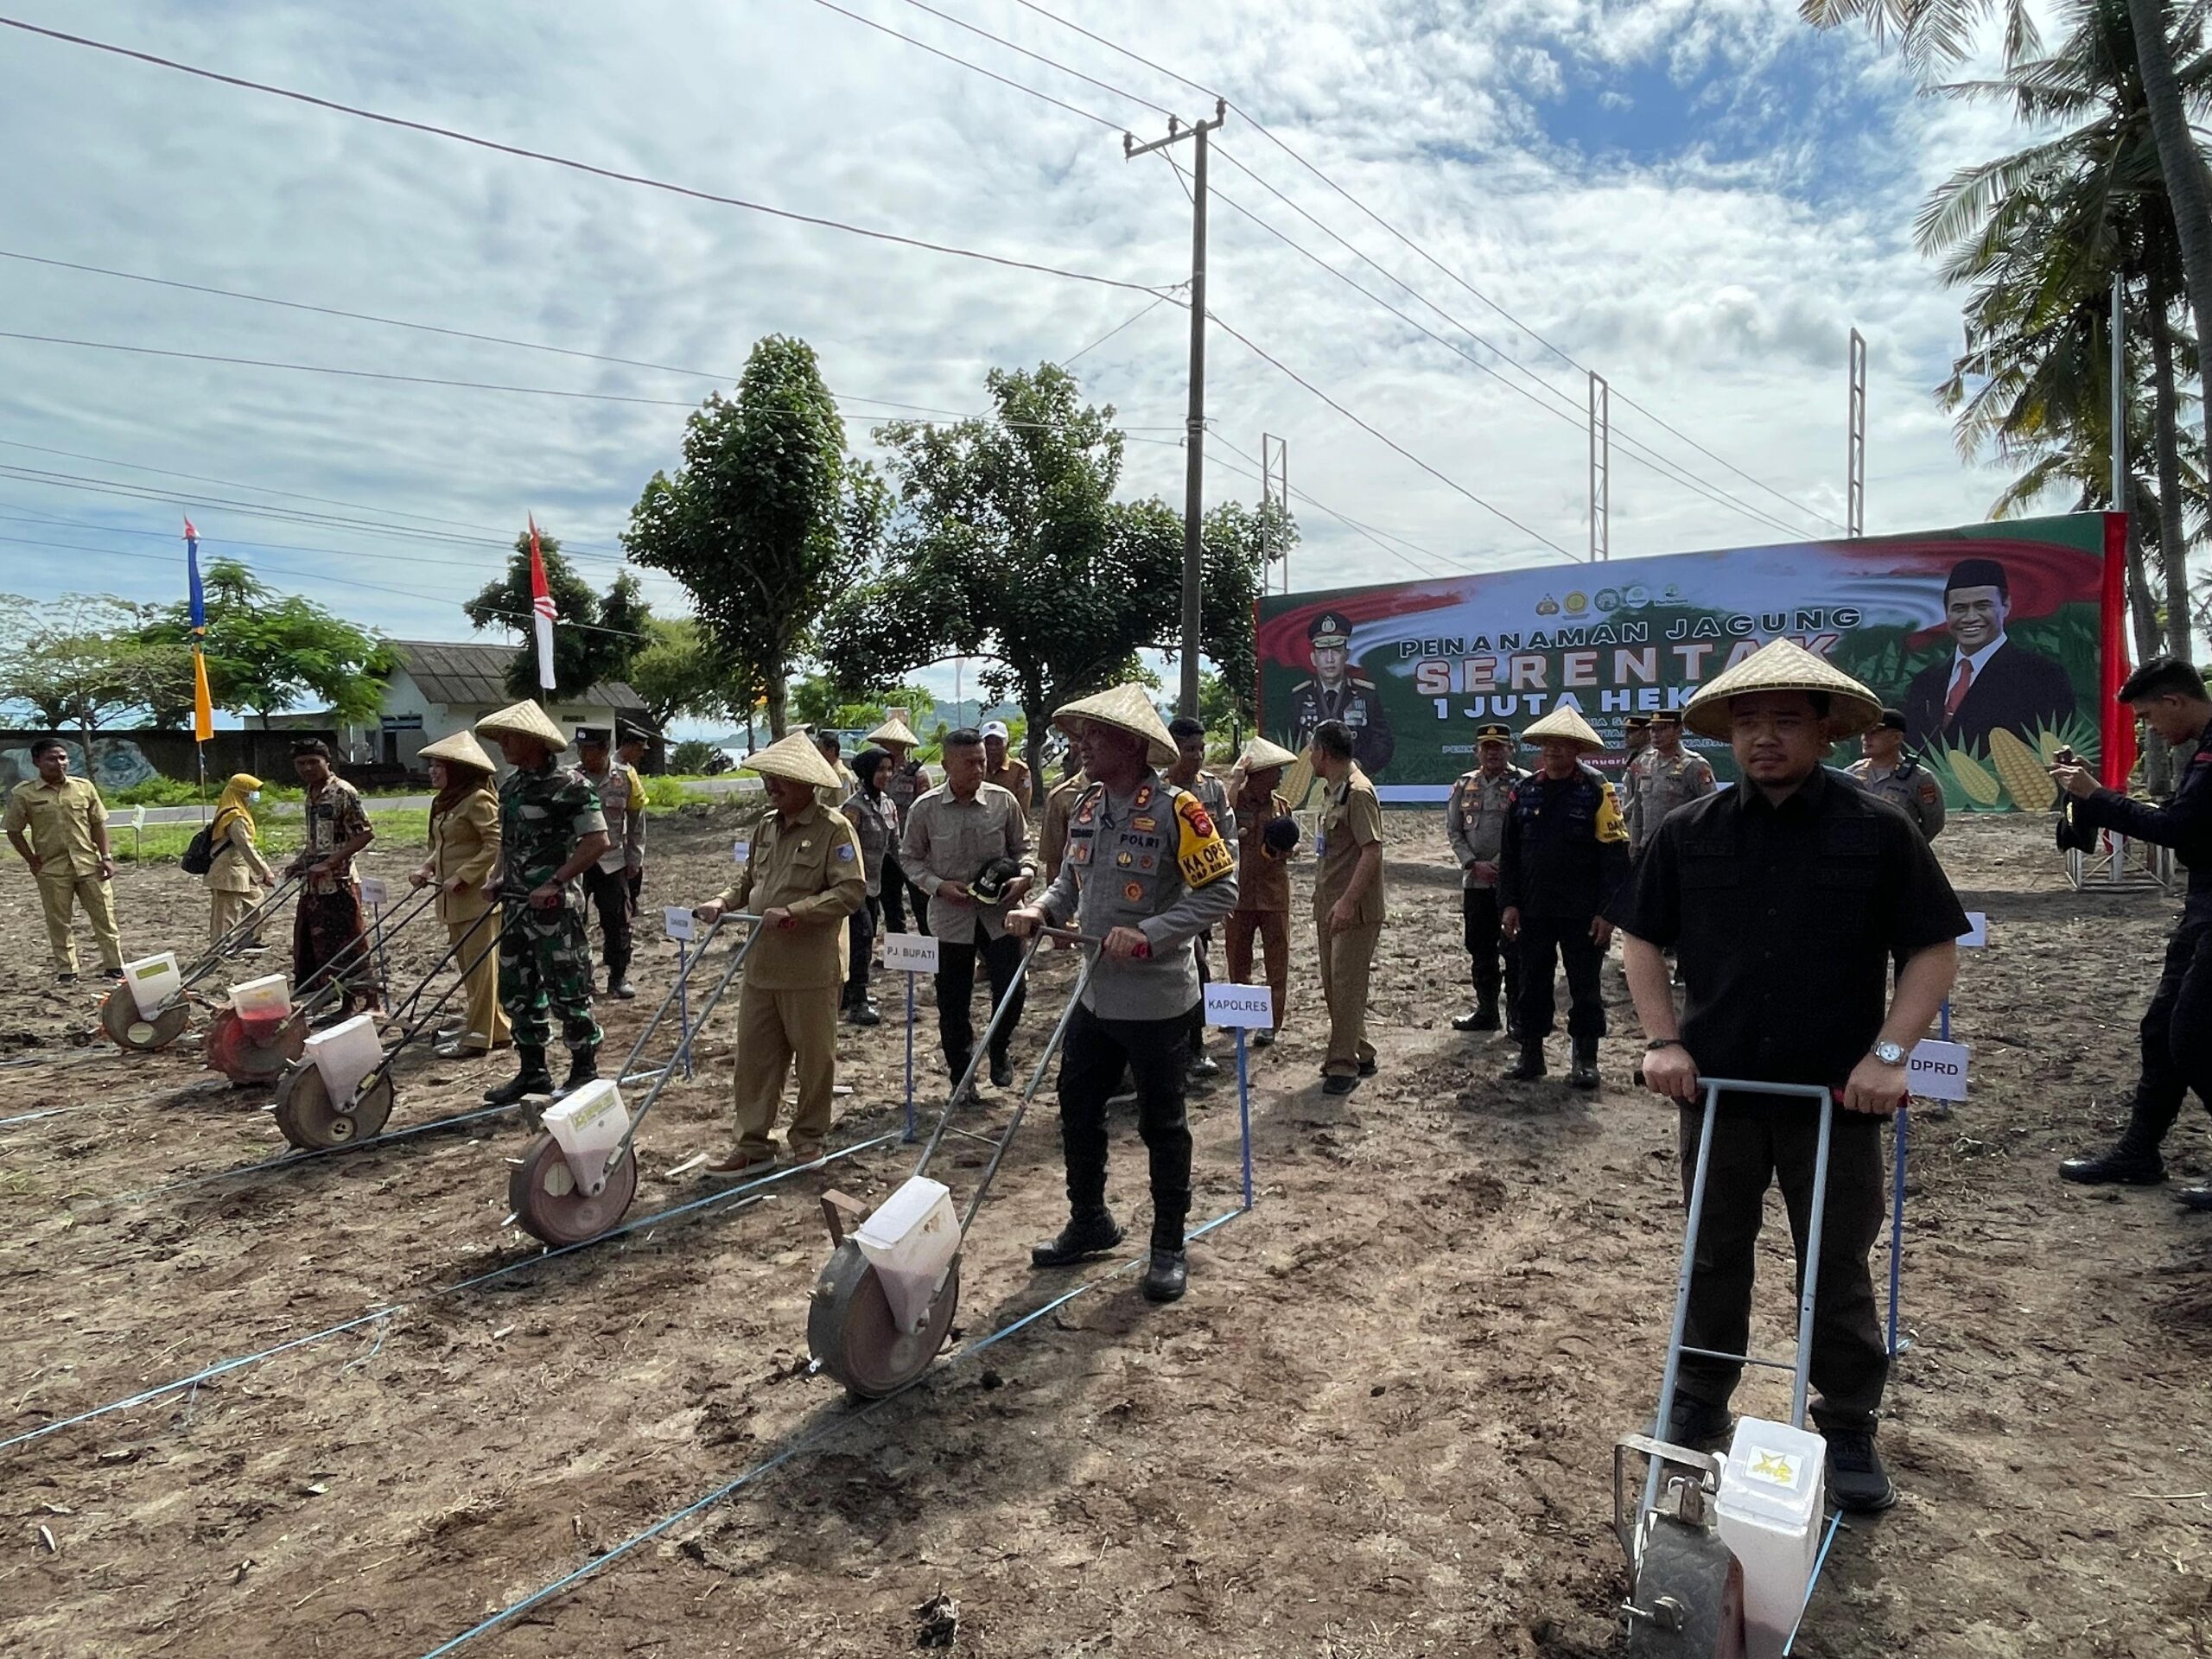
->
xmin=1 ymin=807 xmax=2208 ymax=1658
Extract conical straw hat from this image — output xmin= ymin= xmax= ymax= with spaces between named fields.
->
xmin=1240 ymin=734 xmax=1300 ymax=771
xmin=1683 ymin=639 xmax=1881 ymax=741
xmin=864 ymin=716 xmax=922 ymax=748
xmin=744 ymin=731 xmax=843 ymax=791
xmin=476 ymin=698 xmax=569 ymax=751
xmin=419 ymin=731 xmax=497 ymax=772
xmin=1520 ymin=705 xmax=1606 ymax=752
xmin=1052 ymin=682 xmax=1178 ymax=768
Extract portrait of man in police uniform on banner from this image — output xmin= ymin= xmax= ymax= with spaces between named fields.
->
xmin=1287 ymin=610 xmax=1395 ymax=779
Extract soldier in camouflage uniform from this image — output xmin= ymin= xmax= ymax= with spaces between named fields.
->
xmin=1625 ymin=709 xmax=1717 ymax=855
xmin=1847 ymin=709 xmax=1946 ymax=842
xmin=475 ymin=700 xmax=612 ymax=1105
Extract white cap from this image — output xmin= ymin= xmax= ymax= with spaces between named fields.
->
xmin=980 ymin=720 xmax=1009 ymax=741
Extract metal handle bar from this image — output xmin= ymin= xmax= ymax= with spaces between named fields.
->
xmin=910 ymin=931 xmax=1054 ymax=1181
xmin=289 ymin=880 xmax=442 ymax=1008
xmin=606 ymin=914 xmax=764 ymax=1159
xmin=1642 ymin=1077 xmax=1835 ymax=1537
xmin=611 ymin=913 xmax=727 ymax=1084
xmin=180 ymin=872 xmax=308 ymax=989
xmin=370 ymin=905 xmax=531 ymax=1064
xmin=954 ymin=946 xmax=1100 ymax=1239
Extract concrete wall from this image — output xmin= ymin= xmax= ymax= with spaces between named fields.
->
xmin=0 ymin=728 xmax=340 ymax=791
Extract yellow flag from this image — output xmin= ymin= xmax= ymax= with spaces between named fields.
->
xmin=193 ymin=649 xmax=214 ymax=743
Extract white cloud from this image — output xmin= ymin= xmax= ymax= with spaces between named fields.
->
xmin=0 ymin=0 xmax=2087 ymax=729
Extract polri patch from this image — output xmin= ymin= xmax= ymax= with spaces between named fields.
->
xmin=836 ymin=843 xmax=855 ymax=861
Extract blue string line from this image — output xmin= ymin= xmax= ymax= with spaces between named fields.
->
xmin=1783 ymin=1510 xmax=1847 ymax=1654
xmin=3 ymin=1134 xmax=902 ymax=1456
xmin=415 ymin=1204 xmax=1249 ymax=1658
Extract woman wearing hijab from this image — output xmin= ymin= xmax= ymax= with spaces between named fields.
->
xmin=410 ymin=731 xmax=508 ymax=1058
xmin=840 ymin=746 xmax=898 ymax=1026
xmin=206 ymin=772 xmax=277 ymax=954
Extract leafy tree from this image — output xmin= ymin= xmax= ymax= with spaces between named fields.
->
xmin=2 ymin=593 xmax=193 ymax=757
xmin=624 ymin=334 xmax=888 ymax=739
xmin=141 ymin=559 xmax=392 ymax=728
xmin=818 ymin=364 xmax=1281 ymax=783
xmin=628 ymin=616 xmax=748 ymax=731
xmin=669 ymin=737 xmax=726 ymax=774
xmin=789 ymin=672 xmax=938 ymax=734
xmin=463 ymin=531 xmax=649 ymax=701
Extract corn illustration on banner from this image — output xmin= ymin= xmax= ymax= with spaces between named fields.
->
xmin=1256 ymin=511 xmax=2129 ymax=810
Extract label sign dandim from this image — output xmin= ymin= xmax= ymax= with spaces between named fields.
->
xmin=1908 ymin=1038 xmax=1970 ymax=1103
xmin=882 ymin=933 xmax=940 ymax=974
xmin=663 ymin=906 xmax=696 ymax=943
xmin=1205 ymin=982 xmax=1276 ymax=1029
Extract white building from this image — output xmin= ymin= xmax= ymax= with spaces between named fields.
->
xmin=346 ymin=640 xmax=650 ymax=772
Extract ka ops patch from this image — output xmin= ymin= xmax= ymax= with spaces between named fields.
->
xmin=1174 ymin=793 xmax=1235 ymax=887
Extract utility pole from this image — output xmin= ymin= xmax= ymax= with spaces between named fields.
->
xmin=1587 ymin=372 xmax=1610 ymax=563
xmin=1847 ymin=327 xmax=1867 ymax=539
xmin=1262 ymin=433 xmax=1288 ymax=593
xmin=1128 ymin=100 xmax=1228 ymax=718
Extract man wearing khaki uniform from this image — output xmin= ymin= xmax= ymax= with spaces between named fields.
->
xmin=5 ymin=737 xmax=123 ymax=982
xmin=1308 ymin=719 xmax=1386 ymax=1096
xmin=696 ymin=734 xmax=868 ymax=1173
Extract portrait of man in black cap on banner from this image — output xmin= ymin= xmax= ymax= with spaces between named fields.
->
xmin=1903 ymin=557 xmax=2076 ymax=751
xmin=1287 ymin=610 xmax=1395 ymax=778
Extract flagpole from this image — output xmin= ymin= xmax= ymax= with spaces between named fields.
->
xmin=186 ymin=518 xmax=215 ymax=822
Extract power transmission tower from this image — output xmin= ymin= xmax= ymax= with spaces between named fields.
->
xmin=1847 ymin=327 xmax=1867 ymax=539
xmin=1262 ymin=433 xmax=1288 ymax=593
xmin=1587 ymin=372 xmax=1610 ymax=563
xmin=1127 ymin=100 xmax=1227 ymax=717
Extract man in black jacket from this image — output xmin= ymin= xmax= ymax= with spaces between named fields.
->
xmin=2053 ymin=658 xmax=2212 ymax=1205
xmin=1902 ymin=557 xmax=2075 ymax=751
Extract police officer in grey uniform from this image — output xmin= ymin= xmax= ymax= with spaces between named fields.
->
xmin=1847 ymin=709 xmax=1946 ymax=842
xmin=1287 ymin=611 xmax=1395 ymax=778
xmin=1446 ymin=720 xmax=1527 ymax=1033
xmin=1166 ymin=714 xmax=1236 ymax=1082
xmin=1625 ymin=709 xmax=1718 ymax=855
xmin=1008 ymin=683 xmax=1237 ymax=1305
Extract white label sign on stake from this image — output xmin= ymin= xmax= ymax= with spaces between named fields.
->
xmin=129 ymin=805 xmax=146 ymax=830
xmin=1205 ymin=982 xmax=1276 ymax=1029
xmin=664 ymin=906 xmax=696 ymax=942
xmin=1907 ymin=1038 xmax=1970 ymax=1103
xmin=732 ymin=839 xmax=751 ymax=864
xmin=359 ymin=876 xmax=389 ymax=909
xmin=881 ymin=932 xmax=940 ymax=974
xmin=1959 ymin=912 xmax=1988 ymax=948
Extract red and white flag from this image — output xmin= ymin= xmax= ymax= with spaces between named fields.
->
xmin=527 ymin=514 xmax=556 ymax=692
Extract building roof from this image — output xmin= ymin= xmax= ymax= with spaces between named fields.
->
xmin=389 ymin=640 xmax=645 ymax=711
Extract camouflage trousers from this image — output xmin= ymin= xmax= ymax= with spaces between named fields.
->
xmin=499 ymin=893 xmax=601 ymax=1053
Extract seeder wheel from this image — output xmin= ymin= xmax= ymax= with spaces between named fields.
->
xmin=272 ymin=1062 xmax=396 ymax=1150
xmin=99 ymin=987 xmax=192 ymax=1053
xmin=1624 ymin=1516 xmax=1747 ymax=1658
xmin=204 ymin=1007 xmax=306 ymax=1085
xmin=507 ymin=1130 xmax=639 ymax=1247
xmin=807 ymin=1238 xmax=962 ymax=1401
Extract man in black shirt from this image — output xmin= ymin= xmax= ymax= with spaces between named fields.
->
xmin=2053 ymin=658 xmax=2212 ymax=1205
xmin=1609 ymin=639 xmax=1963 ymax=1514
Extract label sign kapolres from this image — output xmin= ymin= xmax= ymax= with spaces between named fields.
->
xmin=1256 ymin=512 xmax=2124 ymax=809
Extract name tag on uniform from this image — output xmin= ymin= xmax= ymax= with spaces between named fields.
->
xmin=733 ymin=839 xmax=750 ymax=863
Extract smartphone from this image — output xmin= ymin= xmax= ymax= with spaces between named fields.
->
xmin=2053 ymin=746 xmax=2076 ymax=766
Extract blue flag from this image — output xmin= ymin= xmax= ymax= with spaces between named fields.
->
xmin=184 ymin=517 xmax=205 ymax=633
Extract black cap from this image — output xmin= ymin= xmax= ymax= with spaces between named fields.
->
xmin=1944 ymin=557 xmax=2010 ymax=599
xmin=1875 ymin=707 xmax=1908 ymax=733
xmin=1649 ymin=709 xmax=1682 ymax=727
xmin=1306 ymin=611 xmax=1351 ymax=646
xmin=616 ymin=721 xmax=653 ymax=746
xmin=1472 ymin=721 xmax=1515 ymax=742
xmin=1624 ymin=715 xmax=1651 ymax=731
xmin=574 ymin=725 xmax=611 ymax=747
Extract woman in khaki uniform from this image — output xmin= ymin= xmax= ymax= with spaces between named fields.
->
xmin=694 ymin=732 xmax=868 ymax=1173
xmin=205 ymin=772 xmax=276 ymax=951
xmin=410 ymin=732 xmax=509 ymax=1058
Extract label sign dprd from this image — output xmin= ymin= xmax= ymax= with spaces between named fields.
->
xmin=1205 ymin=982 xmax=1276 ymax=1029
xmin=1907 ymin=1038 xmax=1970 ymax=1103
xmin=881 ymin=933 xmax=939 ymax=975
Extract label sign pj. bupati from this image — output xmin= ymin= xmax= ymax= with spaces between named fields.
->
xmin=1205 ymin=982 xmax=1276 ymax=1029
xmin=663 ymin=906 xmax=696 ymax=943
xmin=881 ymin=932 xmax=939 ymax=974
xmin=1908 ymin=1039 xmax=1970 ymax=1102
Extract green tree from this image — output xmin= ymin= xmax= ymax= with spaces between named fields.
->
xmin=462 ymin=530 xmax=649 ymax=701
xmin=627 ymin=616 xmax=747 ymax=731
xmin=817 ymin=364 xmax=1279 ymax=782
xmin=142 ymin=559 xmax=393 ymax=728
xmin=2 ymin=593 xmax=193 ymax=758
xmin=624 ymin=334 xmax=887 ymax=739
xmin=789 ymin=672 xmax=938 ymax=734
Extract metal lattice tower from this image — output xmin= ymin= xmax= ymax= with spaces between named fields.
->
xmin=1262 ymin=433 xmax=1289 ymax=592
xmin=1587 ymin=372 xmax=1610 ymax=562
xmin=1847 ymin=328 xmax=1866 ymax=539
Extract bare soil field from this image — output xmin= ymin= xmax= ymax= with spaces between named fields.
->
xmin=1 ymin=805 xmax=2207 ymax=1657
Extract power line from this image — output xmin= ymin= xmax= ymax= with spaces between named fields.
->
xmin=1204 ymin=442 xmax=1457 ymax=582
xmin=801 ymin=0 xmax=1122 ymax=130
xmin=1208 ymin=429 xmax=1459 ymax=572
xmin=1055 ymin=292 xmax=1174 ymax=368
xmin=1205 ymin=308 xmax=1576 ymax=560
xmin=888 ymin=0 xmax=1179 ymax=121
xmin=998 ymin=0 xmax=1845 ymax=531
xmin=0 ymin=16 xmax=1177 ymax=299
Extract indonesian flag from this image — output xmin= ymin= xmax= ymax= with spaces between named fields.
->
xmin=528 ymin=513 xmax=556 ymax=692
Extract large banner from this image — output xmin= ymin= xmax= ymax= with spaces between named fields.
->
xmin=1257 ymin=512 xmax=2126 ymax=810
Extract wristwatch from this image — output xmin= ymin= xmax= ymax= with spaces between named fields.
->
xmin=1871 ymin=1039 xmax=1908 ymax=1067
xmin=1645 ymin=1039 xmax=1683 ymax=1053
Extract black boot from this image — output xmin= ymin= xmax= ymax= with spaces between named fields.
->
xmin=1031 ymin=1208 xmax=1125 ymax=1267
xmin=1567 ymin=1038 xmax=1600 ymax=1090
xmin=556 ymin=1046 xmax=597 ymax=1097
xmin=2058 ymin=1128 xmax=2165 ymax=1185
xmin=1504 ymin=1041 xmax=1546 ymax=1082
xmin=1452 ymin=998 xmax=1500 ymax=1033
xmin=484 ymin=1046 xmax=551 ymax=1105
xmin=1142 ymin=1248 xmax=1189 ymax=1303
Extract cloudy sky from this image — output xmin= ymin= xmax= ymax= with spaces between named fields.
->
xmin=0 ymin=1 xmax=2063 ymax=730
